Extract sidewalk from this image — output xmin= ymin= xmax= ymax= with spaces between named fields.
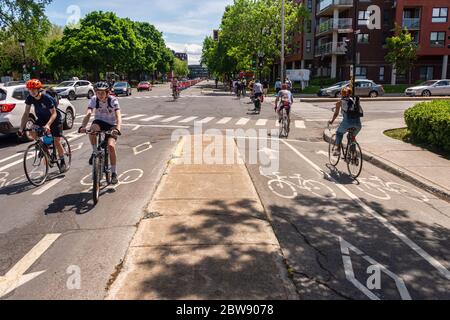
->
xmin=324 ymin=117 xmax=450 ymax=202
xmin=107 ymin=135 xmax=298 ymax=300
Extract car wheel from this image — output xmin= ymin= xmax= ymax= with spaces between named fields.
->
xmin=87 ymin=90 xmax=94 ymax=99
xmin=68 ymin=91 xmax=76 ymax=100
xmin=63 ymin=108 xmax=74 ymax=130
xmin=369 ymin=91 xmax=378 ymax=98
xmin=422 ymin=90 xmax=431 ymax=97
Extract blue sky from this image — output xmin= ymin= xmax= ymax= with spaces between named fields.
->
xmin=45 ymin=0 xmax=233 ymax=64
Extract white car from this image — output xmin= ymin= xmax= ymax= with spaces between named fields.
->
xmin=53 ymin=80 xmax=95 ymax=100
xmin=405 ymin=80 xmax=450 ymax=97
xmin=0 ymin=85 xmax=76 ymax=141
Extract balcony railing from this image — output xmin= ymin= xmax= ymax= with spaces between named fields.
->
xmin=318 ymin=0 xmax=353 ymax=13
xmin=402 ymin=18 xmax=420 ymax=30
xmin=317 ymin=18 xmax=353 ymax=35
xmin=315 ymin=41 xmax=347 ymax=56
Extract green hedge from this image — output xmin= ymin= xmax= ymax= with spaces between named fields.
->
xmin=404 ymin=100 xmax=450 ymax=152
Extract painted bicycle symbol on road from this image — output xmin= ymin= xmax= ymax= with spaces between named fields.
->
xmin=260 ymin=170 xmax=337 ymax=200
xmin=80 ymin=168 xmax=144 ymax=191
xmin=354 ymin=176 xmax=429 ymax=203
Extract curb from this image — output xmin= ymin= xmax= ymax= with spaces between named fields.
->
xmin=300 ymin=97 xmax=450 ymax=103
xmin=323 ymin=132 xmax=450 ymax=203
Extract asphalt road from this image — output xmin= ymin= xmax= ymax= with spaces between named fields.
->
xmin=0 ymin=82 xmax=448 ymax=299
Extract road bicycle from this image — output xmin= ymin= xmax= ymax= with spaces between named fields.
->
xmin=328 ymin=124 xmax=363 ymax=179
xmin=86 ymin=129 xmax=121 ymax=205
xmin=278 ymin=103 xmax=290 ymax=138
xmin=172 ymin=87 xmax=180 ymax=100
xmin=22 ymin=127 xmax=71 ymax=186
xmin=261 ymin=171 xmax=337 ymax=199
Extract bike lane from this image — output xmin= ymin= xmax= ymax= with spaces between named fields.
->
xmin=243 ymin=137 xmax=450 ymax=300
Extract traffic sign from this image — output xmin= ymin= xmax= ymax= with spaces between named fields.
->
xmin=23 ymin=73 xmax=31 ymax=81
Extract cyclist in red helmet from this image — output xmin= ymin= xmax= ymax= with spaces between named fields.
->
xmin=18 ymin=79 xmax=67 ymax=172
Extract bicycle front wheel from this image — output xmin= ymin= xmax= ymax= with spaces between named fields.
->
xmin=92 ymin=155 xmax=101 ymax=205
xmin=346 ymin=142 xmax=363 ymax=179
xmin=24 ymin=143 xmax=49 ymax=186
xmin=328 ymin=134 xmax=340 ymax=166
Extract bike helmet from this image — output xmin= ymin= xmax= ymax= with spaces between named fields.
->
xmin=26 ymin=79 xmax=43 ymax=90
xmin=94 ymin=81 xmax=110 ymax=91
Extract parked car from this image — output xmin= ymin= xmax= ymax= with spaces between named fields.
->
xmin=319 ymin=79 xmax=385 ymax=98
xmin=112 ymin=82 xmax=132 ymax=96
xmin=54 ymin=80 xmax=94 ymax=100
xmin=137 ymin=81 xmax=152 ymax=92
xmin=317 ymin=81 xmax=349 ymax=97
xmin=405 ymin=80 xmax=450 ymax=97
xmin=0 ymin=85 xmax=76 ymax=141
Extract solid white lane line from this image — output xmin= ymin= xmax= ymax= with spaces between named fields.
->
xmin=256 ymin=119 xmax=268 ymax=126
xmin=281 ymin=139 xmax=450 ymax=281
xmin=0 ymin=153 xmax=23 ymax=164
xmin=295 ymin=120 xmax=306 ymax=129
xmin=140 ymin=115 xmax=163 ymax=122
xmin=179 ymin=116 xmax=198 ymax=123
xmin=236 ymin=118 xmax=250 ymax=126
xmin=122 ymin=114 xmax=146 ymax=121
xmin=217 ymin=117 xmax=232 ymax=124
xmin=197 ymin=117 xmax=215 ymax=124
xmin=161 ymin=116 xmax=182 ymax=123
xmin=32 ymin=178 xmax=64 ymax=195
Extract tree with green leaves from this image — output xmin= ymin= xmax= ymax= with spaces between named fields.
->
xmin=173 ymin=58 xmax=189 ymax=78
xmin=385 ymin=25 xmax=418 ymax=84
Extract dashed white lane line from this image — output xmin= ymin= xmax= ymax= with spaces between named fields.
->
xmin=256 ymin=119 xmax=268 ymax=126
xmin=217 ymin=117 xmax=232 ymax=124
xmin=179 ymin=116 xmax=198 ymax=123
xmin=161 ymin=116 xmax=182 ymax=123
xmin=197 ymin=117 xmax=215 ymax=124
xmin=32 ymin=177 xmax=65 ymax=196
xmin=281 ymin=139 xmax=450 ymax=281
xmin=140 ymin=115 xmax=164 ymax=122
xmin=236 ymin=118 xmax=250 ymax=126
xmin=122 ymin=114 xmax=146 ymax=121
xmin=295 ymin=120 xmax=306 ymax=129
xmin=0 ymin=153 xmax=23 ymax=164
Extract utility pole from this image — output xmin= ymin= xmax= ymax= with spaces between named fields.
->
xmin=280 ymin=0 xmax=285 ymax=82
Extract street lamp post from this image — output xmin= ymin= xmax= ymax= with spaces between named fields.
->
xmin=18 ymin=40 xmax=27 ymax=75
xmin=280 ymin=0 xmax=285 ymax=82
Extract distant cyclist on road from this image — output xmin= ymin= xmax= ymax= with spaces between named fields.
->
xmin=79 ymin=82 xmax=122 ymax=185
xmin=18 ymin=79 xmax=67 ymax=173
xmin=328 ymin=87 xmax=362 ymax=156
xmin=171 ymin=77 xmax=180 ymax=98
xmin=275 ymin=83 xmax=293 ymax=127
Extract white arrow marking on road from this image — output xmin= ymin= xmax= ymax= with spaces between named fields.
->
xmin=133 ymin=142 xmax=152 ymax=155
xmin=258 ymin=147 xmax=279 ymax=160
xmin=340 ymin=237 xmax=412 ymax=300
xmin=32 ymin=177 xmax=64 ymax=196
xmin=0 ymin=234 xmax=61 ymax=298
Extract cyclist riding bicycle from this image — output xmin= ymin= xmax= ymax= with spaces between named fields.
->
xmin=79 ymin=82 xmax=122 ymax=185
xmin=171 ymin=77 xmax=180 ymax=97
xmin=328 ymin=86 xmax=362 ymax=157
xmin=275 ymin=83 xmax=293 ymax=125
xmin=251 ymin=80 xmax=264 ymax=114
xmin=18 ymin=79 xmax=67 ymax=173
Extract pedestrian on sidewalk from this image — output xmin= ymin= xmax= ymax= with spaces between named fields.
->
xmin=262 ymin=79 xmax=269 ymax=97
xmin=275 ymin=78 xmax=282 ymax=95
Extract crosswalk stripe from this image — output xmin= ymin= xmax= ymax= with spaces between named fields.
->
xmin=122 ymin=114 xmax=146 ymax=121
xmin=295 ymin=120 xmax=306 ymax=129
xmin=161 ymin=116 xmax=182 ymax=123
xmin=140 ymin=115 xmax=164 ymax=122
xmin=236 ymin=118 xmax=250 ymax=126
xmin=197 ymin=117 xmax=215 ymax=124
xmin=217 ymin=117 xmax=232 ymax=124
xmin=256 ymin=119 xmax=267 ymax=126
xmin=179 ymin=116 xmax=198 ymax=123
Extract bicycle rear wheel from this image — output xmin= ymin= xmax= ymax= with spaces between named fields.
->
xmin=283 ymin=113 xmax=290 ymax=138
xmin=24 ymin=143 xmax=49 ymax=186
xmin=328 ymin=134 xmax=340 ymax=166
xmin=92 ymin=155 xmax=101 ymax=205
xmin=346 ymin=142 xmax=363 ymax=179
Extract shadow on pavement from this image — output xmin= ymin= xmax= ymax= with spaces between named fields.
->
xmin=45 ymin=191 xmax=95 ymax=215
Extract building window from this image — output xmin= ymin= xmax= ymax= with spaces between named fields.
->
xmin=430 ymin=32 xmax=446 ymax=47
xmin=358 ymin=11 xmax=371 ymax=26
xmin=356 ymin=67 xmax=367 ymax=78
xmin=379 ymin=67 xmax=385 ymax=81
xmin=306 ymin=20 xmax=312 ymax=33
xmin=307 ymin=0 xmax=312 ymax=11
xmin=420 ymin=67 xmax=434 ymax=80
xmin=357 ymin=33 xmax=369 ymax=43
xmin=306 ymin=40 xmax=312 ymax=53
xmin=432 ymin=8 xmax=448 ymax=23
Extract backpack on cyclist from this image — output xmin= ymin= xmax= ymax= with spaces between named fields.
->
xmin=344 ymin=96 xmax=364 ymax=119
xmin=280 ymin=90 xmax=291 ymax=107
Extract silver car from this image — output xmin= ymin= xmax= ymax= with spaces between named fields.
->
xmin=54 ymin=80 xmax=95 ymax=100
xmin=321 ymin=79 xmax=385 ymax=98
xmin=405 ymin=80 xmax=450 ymax=97
xmin=0 ymin=85 xmax=76 ymax=141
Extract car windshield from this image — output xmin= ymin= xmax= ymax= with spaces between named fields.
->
xmin=334 ymin=81 xmax=349 ymax=87
xmin=56 ymin=81 xmax=75 ymax=87
xmin=420 ymin=80 xmax=438 ymax=86
xmin=114 ymin=83 xmax=127 ymax=87
xmin=0 ymin=89 xmax=6 ymax=101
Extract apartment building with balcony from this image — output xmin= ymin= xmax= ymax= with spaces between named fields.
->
xmin=395 ymin=0 xmax=450 ymax=82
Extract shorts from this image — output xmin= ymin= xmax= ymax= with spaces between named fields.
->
xmin=276 ymin=88 xmax=281 ymax=94
xmin=35 ymin=119 xmax=63 ymax=137
xmin=92 ymin=120 xmax=118 ymax=140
